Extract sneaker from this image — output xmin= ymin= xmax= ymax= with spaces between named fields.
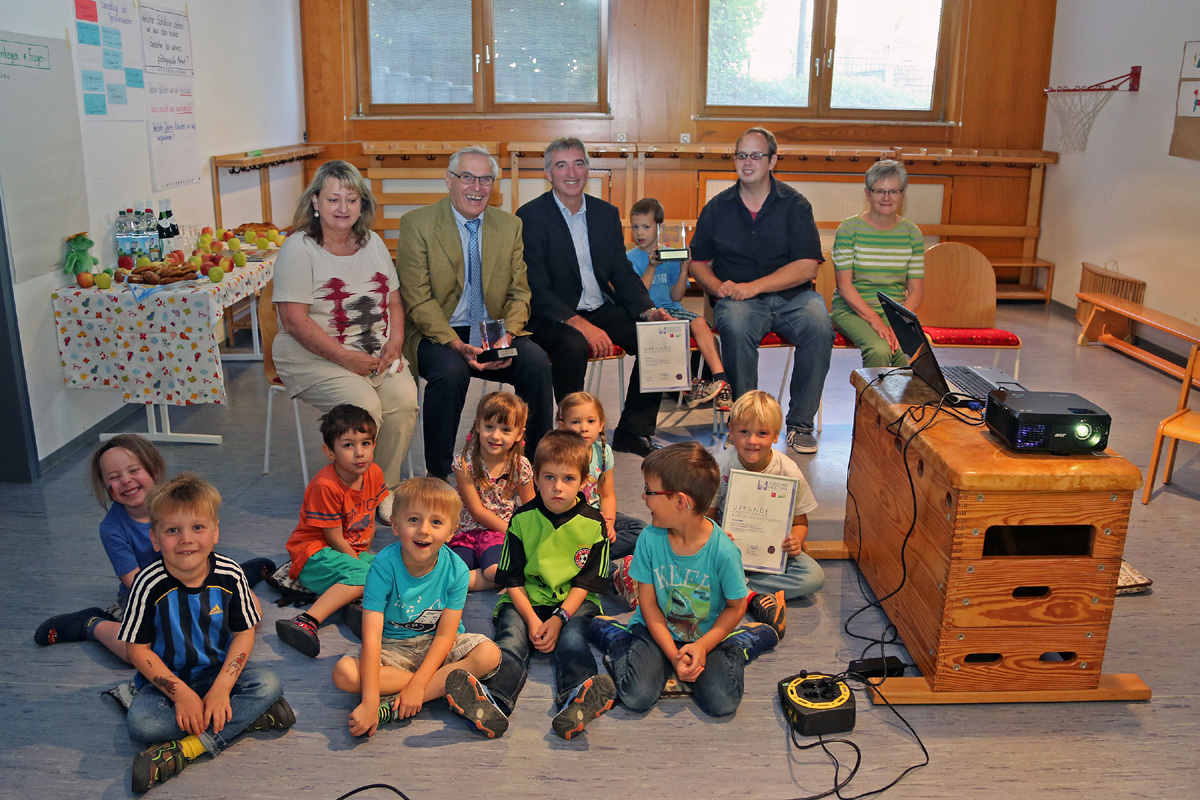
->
xmin=276 ymin=614 xmax=320 ymax=658
xmin=35 ymin=607 xmax=111 ymax=646
xmin=376 ymin=491 xmax=394 ymax=525
xmin=586 ymin=615 xmax=632 ymax=652
xmin=247 ymin=697 xmax=296 ymax=732
xmin=786 ymin=427 xmax=818 ymax=454
xmin=551 ymin=674 xmax=616 ymax=740
xmin=238 ymin=558 xmax=277 ymax=590
xmin=131 ymin=741 xmax=188 ymax=793
xmin=685 ymin=378 xmax=725 ymax=408
xmin=444 ymin=669 xmax=509 ymax=739
xmin=343 ymin=600 xmax=363 ymax=640
xmin=747 ymin=589 xmax=787 ymax=639
xmin=714 ymin=382 xmax=734 ymax=412
xmin=610 ymin=555 xmax=639 ymax=609
xmin=725 ymin=622 xmax=780 ymax=663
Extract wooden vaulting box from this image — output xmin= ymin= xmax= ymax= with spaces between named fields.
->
xmin=844 ymin=371 xmax=1142 ymax=695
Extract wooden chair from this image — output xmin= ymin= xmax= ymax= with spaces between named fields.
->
xmin=921 ymin=242 xmax=1022 ymax=378
xmin=1143 ymin=345 xmax=1200 ymax=504
xmin=259 ymin=280 xmax=310 ymax=486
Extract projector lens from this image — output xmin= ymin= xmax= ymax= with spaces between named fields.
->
xmin=1074 ymin=423 xmax=1092 ymax=439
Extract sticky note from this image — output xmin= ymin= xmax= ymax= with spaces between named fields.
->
xmin=125 ymin=67 xmax=143 ymax=89
xmin=75 ymin=0 xmax=98 ymax=23
xmin=81 ymin=69 xmax=104 ymax=92
xmin=101 ymin=26 xmax=121 ymax=48
xmin=106 ymin=83 xmax=127 ymax=104
xmin=102 ymin=47 xmax=122 ymax=70
xmin=77 ymin=21 xmax=101 ymax=47
xmin=83 ymin=93 xmax=108 ymax=115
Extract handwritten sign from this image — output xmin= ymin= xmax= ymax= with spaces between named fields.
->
xmin=140 ymin=3 xmax=194 ymax=76
xmin=0 ymin=39 xmax=50 ymax=70
xmin=146 ymin=72 xmax=200 ymax=190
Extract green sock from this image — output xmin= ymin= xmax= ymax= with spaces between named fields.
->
xmin=84 ymin=615 xmax=106 ymax=641
xmin=378 ymin=697 xmax=395 ymax=726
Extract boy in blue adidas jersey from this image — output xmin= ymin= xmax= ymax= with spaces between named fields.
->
xmin=444 ymin=430 xmax=616 ymax=740
xmin=118 ymin=474 xmax=293 ymax=793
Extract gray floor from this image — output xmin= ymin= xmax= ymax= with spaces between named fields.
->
xmin=3 ymin=302 xmax=1197 ymax=799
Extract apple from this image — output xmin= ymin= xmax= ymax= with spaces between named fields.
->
xmin=117 ymin=255 xmax=134 ymax=271
xmin=94 ymin=272 xmax=112 ymax=290
xmin=228 ymin=238 xmax=242 ymax=251
xmin=170 ymin=249 xmax=186 ymax=263
xmin=255 ymin=237 xmax=269 ymax=250
xmin=76 ymin=271 xmax=95 ymax=289
xmin=267 ymin=229 xmax=279 ymax=242
xmin=219 ymin=256 xmax=233 ymax=271
xmin=188 ymin=255 xmax=203 ymax=268
xmin=199 ymin=233 xmax=213 ymax=247
xmin=136 ymin=255 xmax=151 ymax=268
xmin=223 ymin=230 xmax=236 ymax=241
xmin=199 ymin=262 xmax=212 ymax=276
xmin=232 ymin=251 xmax=247 ymax=268
xmin=208 ymin=266 xmax=224 ymax=283
xmin=215 ymin=228 xmax=226 ymax=238
xmin=211 ymin=240 xmax=225 ymax=253
xmin=201 ymin=226 xmax=214 ymax=236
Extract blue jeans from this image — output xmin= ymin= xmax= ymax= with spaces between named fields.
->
xmin=612 ymin=512 xmax=646 ymax=560
xmin=484 ymin=599 xmax=602 ymax=714
xmin=126 ymin=664 xmax=282 ymax=755
xmin=713 ymin=289 xmax=834 ymax=431
xmin=746 ymin=552 xmax=825 ymax=600
xmin=609 ymin=623 xmax=744 ymax=717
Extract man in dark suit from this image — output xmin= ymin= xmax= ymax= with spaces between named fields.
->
xmin=397 ymin=145 xmax=553 ymax=479
xmin=517 ymin=137 xmax=675 ymax=457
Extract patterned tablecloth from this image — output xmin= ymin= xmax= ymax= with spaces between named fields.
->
xmin=51 ymin=258 xmax=274 ymax=406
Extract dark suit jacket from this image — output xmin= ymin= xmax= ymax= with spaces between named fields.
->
xmin=395 ymin=197 xmax=531 ymax=369
xmin=516 ymin=191 xmax=653 ymax=334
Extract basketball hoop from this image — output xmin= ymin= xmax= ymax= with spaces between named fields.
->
xmin=1045 ymin=66 xmax=1141 ymax=153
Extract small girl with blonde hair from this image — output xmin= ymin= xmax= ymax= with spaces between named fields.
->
xmin=451 ymin=392 xmax=535 ymax=590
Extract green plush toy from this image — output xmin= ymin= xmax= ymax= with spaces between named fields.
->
xmin=63 ymin=231 xmax=99 ymax=275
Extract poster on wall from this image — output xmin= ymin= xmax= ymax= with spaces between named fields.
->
xmin=1169 ymin=41 xmax=1200 ymax=161
xmin=72 ymin=0 xmax=147 ymax=121
xmin=139 ymin=2 xmax=200 ymax=190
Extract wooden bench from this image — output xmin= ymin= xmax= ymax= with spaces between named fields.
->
xmin=1076 ymin=291 xmax=1200 ymax=386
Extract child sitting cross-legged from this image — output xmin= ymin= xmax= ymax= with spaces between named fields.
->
xmin=277 ymin=404 xmax=388 ymax=658
xmin=710 ymin=390 xmax=825 ymax=638
xmin=443 ymin=429 xmax=616 ymax=740
xmin=119 ymin=474 xmax=293 ymax=793
xmin=332 ymin=477 xmax=503 ymax=738
xmin=590 ymin=442 xmax=777 ymax=717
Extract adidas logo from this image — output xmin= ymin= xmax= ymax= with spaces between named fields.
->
xmin=209 ymin=604 xmax=223 ymax=616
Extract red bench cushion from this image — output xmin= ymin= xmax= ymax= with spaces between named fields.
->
xmin=923 ymin=326 xmax=1021 ymax=347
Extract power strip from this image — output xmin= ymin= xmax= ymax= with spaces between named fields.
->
xmin=778 ymin=671 xmax=856 ymax=736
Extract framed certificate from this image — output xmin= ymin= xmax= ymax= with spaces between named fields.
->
xmin=721 ymin=468 xmax=798 ymax=574
xmin=635 ymin=319 xmax=691 ymax=392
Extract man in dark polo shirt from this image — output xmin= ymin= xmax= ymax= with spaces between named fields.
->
xmin=689 ymin=127 xmax=834 ymax=454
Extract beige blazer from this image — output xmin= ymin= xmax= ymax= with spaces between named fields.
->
xmin=396 ymin=196 xmax=532 ymax=370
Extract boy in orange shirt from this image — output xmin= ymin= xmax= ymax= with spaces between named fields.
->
xmin=277 ymin=404 xmax=388 ymax=657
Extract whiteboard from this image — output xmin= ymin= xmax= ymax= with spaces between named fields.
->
xmin=0 ymin=30 xmax=89 ymax=283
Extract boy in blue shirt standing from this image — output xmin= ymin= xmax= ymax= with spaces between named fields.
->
xmin=332 ymin=477 xmax=502 ymax=738
xmin=119 ymin=474 xmax=292 ymax=793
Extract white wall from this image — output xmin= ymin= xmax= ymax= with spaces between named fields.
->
xmin=0 ymin=1 xmax=304 ymax=461
xmin=1041 ymin=0 xmax=1200 ymax=327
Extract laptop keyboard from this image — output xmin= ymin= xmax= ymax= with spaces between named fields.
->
xmin=941 ymin=365 xmax=998 ymax=399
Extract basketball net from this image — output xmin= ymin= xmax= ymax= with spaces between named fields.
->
xmin=1045 ymin=89 xmax=1115 ymax=153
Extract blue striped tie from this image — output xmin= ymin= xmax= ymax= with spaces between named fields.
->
xmin=465 ymin=217 xmax=488 ymax=348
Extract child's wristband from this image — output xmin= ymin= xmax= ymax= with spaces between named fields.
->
xmin=553 ymin=606 xmax=571 ymax=624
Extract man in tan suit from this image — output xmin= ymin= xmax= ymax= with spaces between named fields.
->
xmin=397 ymin=145 xmax=554 ymax=479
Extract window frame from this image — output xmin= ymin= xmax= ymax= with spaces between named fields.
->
xmin=353 ymin=0 xmax=610 ymax=117
xmin=698 ymin=0 xmax=960 ymax=122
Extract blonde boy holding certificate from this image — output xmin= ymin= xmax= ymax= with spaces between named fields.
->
xmin=710 ymin=391 xmax=824 ymax=637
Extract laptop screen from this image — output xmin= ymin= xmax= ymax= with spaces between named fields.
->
xmin=877 ymin=292 xmax=954 ymax=396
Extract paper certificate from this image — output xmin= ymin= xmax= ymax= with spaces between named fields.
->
xmin=636 ymin=320 xmax=691 ymax=392
xmin=721 ymin=468 xmax=798 ymax=574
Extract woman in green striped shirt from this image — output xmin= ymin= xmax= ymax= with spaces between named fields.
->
xmin=831 ymin=160 xmax=925 ymax=367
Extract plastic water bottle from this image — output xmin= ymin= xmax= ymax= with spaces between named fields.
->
xmin=115 ymin=210 xmax=131 ymax=258
xmin=144 ymin=208 xmax=161 ymax=261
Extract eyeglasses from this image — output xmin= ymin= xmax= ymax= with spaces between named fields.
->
xmin=448 ymin=170 xmax=495 ymax=187
xmin=734 ymin=152 xmax=770 ymax=161
xmin=643 ymin=484 xmax=674 ymax=497
xmin=869 ymin=188 xmax=904 ymax=197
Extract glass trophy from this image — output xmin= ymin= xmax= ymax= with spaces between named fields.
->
xmin=476 ymin=319 xmax=519 ymax=363
xmin=656 ymin=222 xmax=689 ymax=262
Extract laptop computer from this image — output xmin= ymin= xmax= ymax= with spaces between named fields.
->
xmin=877 ymin=292 xmax=1024 ymax=402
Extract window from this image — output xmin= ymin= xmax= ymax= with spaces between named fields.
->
xmin=702 ymin=0 xmax=956 ymax=120
xmin=358 ymin=0 xmax=608 ymax=114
